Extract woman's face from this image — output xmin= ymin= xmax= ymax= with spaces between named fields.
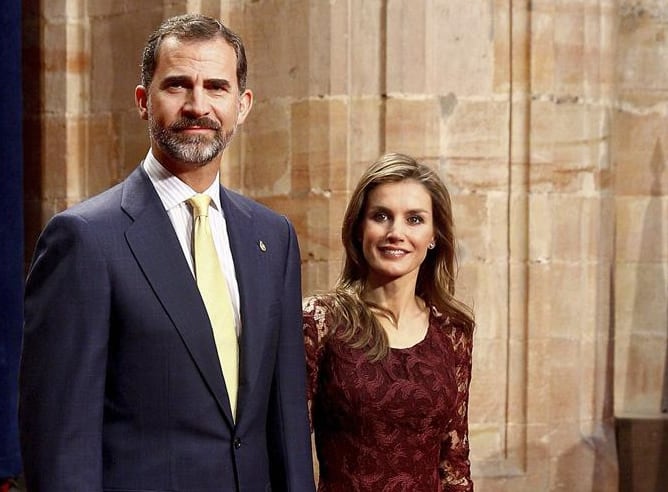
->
xmin=360 ymin=179 xmax=435 ymax=285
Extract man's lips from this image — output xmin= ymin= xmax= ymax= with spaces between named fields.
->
xmin=180 ymin=126 xmax=215 ymax=132
xmin=170 ymin=118 xmax=221 ymax=132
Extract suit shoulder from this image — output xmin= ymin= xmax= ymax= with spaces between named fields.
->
xmin=62 ymin=182 xmax=125 ymax=217
xmin=44 ymin=178 xmax=136 ymax=238
xmin=55 ymin=165 xmax=147 ymax=222
xmin=225 ymin=188 xmax=274 ymax=214
xmin=225 ymin=188 xmax=293 ymax=227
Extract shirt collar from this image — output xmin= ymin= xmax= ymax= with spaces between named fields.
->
xmin=143 ymin=149 xmax=222 ymax=213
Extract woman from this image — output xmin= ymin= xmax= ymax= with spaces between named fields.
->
xmin=304 ymin=152 xmax=475 ymax=491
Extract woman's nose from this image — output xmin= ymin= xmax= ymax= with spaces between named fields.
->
xmin=385 ymin=222 xmax=405 ymax=241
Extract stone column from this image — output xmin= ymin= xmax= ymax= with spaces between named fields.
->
xmin=612 ymin=1 xmax=668 ymax=490
xmin=23 ymin=0 xmax=91 ymax=257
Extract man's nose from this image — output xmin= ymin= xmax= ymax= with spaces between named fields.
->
xmin=183 ymin=86 xmax=210 ymax=116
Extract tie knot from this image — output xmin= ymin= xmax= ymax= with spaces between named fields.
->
xmin=188 ymin=194 xmax=212 ymax=218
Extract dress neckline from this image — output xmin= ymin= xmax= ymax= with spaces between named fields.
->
xmin=388 ymin=311 xmax=432 ymax=352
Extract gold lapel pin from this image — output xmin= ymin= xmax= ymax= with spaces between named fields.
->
xmin=258 ymin=240 xmax=267 ymax=252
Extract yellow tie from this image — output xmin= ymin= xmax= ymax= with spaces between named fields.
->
xmin=188 ymin=194 xmax=239 ymax=419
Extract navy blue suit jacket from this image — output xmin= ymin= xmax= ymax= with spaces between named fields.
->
xmin=20 ymin=165 xmax=314 ymax=491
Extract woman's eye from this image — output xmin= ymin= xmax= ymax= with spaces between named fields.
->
xmin=373 ymin=212 xmax=388 ymax=222
xmin=408 ymin=215 xmax=424 ymax=224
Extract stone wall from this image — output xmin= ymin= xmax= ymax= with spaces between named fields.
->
xmin=612 ymin=3 xmax=668 ymax=489
xmin=613 ymin=1 xmax=668 ymax=417
xmin=22 ymin=1 xmax=668 ymax=490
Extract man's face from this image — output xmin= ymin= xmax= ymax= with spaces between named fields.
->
xmin=135 ymin=36 xmax=252 ymax=172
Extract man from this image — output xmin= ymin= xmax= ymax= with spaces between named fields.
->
xmin=20 ymin=14 xmax=314 ymax=491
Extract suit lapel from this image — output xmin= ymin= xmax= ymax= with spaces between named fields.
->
xmin=121 ymin=166 xmax=235 ymax=426
xmin=220 ymin=187 xmax=271 ymax=420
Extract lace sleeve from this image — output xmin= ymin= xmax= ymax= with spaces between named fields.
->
xmin=439 ymin=324 xmax=474 ymax=492
xmin=303 ymin=296 xmax=331 ymax=431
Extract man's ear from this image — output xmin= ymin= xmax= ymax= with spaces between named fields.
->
xmin=236 ymin=89 xmax=253 ymax=125
xmin=135 ymin=85 xmax=149 ymax=120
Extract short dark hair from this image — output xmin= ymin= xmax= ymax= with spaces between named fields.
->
xmin=140 ymin=13 xmax=248 ymax=92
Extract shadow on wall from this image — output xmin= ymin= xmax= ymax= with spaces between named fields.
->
xmin=473 ymin=437 xmax=617 ymax=491
xmin=617 ymin=139 xmax=668 ymax=492
xmin=616 ymin=416 xmax=668 ymax=492
xmin=22 ymin=0 xmax=44 ymax=267
xmin=553 ymin=429 xmax=619 ymax=492
xmin=627 ymin=139 xmax=666 ymax=410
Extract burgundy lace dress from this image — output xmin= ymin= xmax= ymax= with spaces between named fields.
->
xmin=304 ymin=296 xmax=474 ymax=492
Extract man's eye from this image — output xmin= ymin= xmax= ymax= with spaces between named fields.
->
xmin=207 ymin=83 xmax=229 ymax=93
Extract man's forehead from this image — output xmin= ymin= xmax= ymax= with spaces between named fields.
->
xmin=156 ymin=36 xmax=236 ymax=63
xmin=153 ymin=36 xmax=238 ymax=78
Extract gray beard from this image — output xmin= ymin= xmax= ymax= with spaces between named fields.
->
xmin=149 ymin=119 xmax=235 ymax=165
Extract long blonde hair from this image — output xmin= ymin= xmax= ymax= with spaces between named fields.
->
xmin=325 ymin=152 xmax=474 ymax=361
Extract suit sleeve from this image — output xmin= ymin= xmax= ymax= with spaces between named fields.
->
xmin=20 ymin=212 xmax=109 ymax=492
xmin=266 ymin=217 xmax=316 ymax=491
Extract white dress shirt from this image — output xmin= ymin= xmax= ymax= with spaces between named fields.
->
xmin=142 ymin=150 xmax=241 ymax=336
